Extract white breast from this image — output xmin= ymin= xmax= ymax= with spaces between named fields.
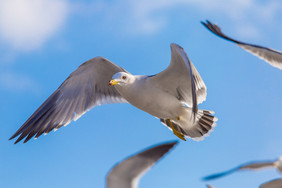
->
xmin=115 ymin=77 xmax=183 ymax=119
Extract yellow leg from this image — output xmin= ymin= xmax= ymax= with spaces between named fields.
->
xmin=167 ymin=119 xmax=186 ymax=141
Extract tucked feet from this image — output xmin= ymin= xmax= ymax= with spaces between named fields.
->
xmin=167 ymin=119 xmax=186 ymax=141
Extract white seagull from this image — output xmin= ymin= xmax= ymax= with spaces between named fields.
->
xmin=260 ymin=178 xmax=282 ymax=188
xmin=10 ymin=43 xmax=217 ymax=144
xmin=203 ymin=157 xmax=282 ymax=181
xmin=107 ymin=141 xmax=178 ymax=188
xmin=202 ymin=20 xmax=282 ymax=70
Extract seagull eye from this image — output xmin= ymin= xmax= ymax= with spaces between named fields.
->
xmin=122 ymin=76 xmax=127 ymax=80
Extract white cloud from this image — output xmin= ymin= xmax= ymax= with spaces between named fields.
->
xmin=82 ymin=0 xmax=282 ymax=38
xmin=0 ymin=71 xmax=40 ymax=93
xmin=0 ymin=0 xmax=69 ymax=51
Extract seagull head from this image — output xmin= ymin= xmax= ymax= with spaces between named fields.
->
xmin=108 ymin=72 xmax=134 ymax=86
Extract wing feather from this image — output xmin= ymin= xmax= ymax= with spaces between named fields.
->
xmin=203 ymin=160 xmax=275 ymax=181
xmin=107 ymin=142 xmax=178 ymax=188
xmin=202 ymin=20 xmax=282 ymax=70
xmin=10 ymin=57 xmax=128 ymax=143
xmin=149 ymin=43 xmax=207 ymax=111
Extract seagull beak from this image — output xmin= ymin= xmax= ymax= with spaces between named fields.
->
xmin=108 ymin=79 xmax=119 ymax=86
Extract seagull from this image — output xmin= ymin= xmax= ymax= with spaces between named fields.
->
xmin=107 ymin=141 xmax=178 ymax=188
xmin=9 ymin=43 xmax=217 ymax=144
xmin=202 ymin=156 xmax=282 ymax=181
xmin=201 ymin=20 xmax=282 ymax=70
xmin=206 ymin=184 xmax=215 ymax=188
xmin=260 ymin=178 xmax=282 ymax=188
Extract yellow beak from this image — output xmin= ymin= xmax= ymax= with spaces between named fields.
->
xmin=108 ymin=79 xmax=119 ymax=86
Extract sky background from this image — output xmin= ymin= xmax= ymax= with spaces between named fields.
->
xmin=1 ymin=0 xmax=282 ymax=187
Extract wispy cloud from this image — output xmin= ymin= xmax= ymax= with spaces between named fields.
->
xmin=81 ymin=0 xmax=282 ymax=38
xmin=0 ymin=71 xmax=40 ymax=93
xmin=0 ymin=0 xmax=69 ymax=51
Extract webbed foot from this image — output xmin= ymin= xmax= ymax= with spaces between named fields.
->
xmin=167 ymin=119 xmax=186 ymax=141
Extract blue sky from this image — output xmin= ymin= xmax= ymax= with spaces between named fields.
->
xmin=1 ymin=0 xmax=282 ymax=187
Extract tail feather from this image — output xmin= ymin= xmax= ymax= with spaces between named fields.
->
xmin=160 ymin=109 xmax=217 ymax=141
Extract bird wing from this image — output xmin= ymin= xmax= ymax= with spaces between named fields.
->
xmin=202 ymin=160 xmax=275 ymax=181
xmin=202 ymin=167 xmax=239 ymax=181
xmin=10 ymin=57 xmax=128 ymax=144
xmin=107 ymin=141 xmax=178 ymax=188
xmin=149 ymin=43 xmax=207 ymax=114
xmin=202 ymin=20 xmax=282 ymax=70
xmin=239 ymin=161 xmax=275 ymax=170
xmin=206 ymin=184 xmax=216 ymax=188
xmin=260 ymin=178 xmax=282 ymax=188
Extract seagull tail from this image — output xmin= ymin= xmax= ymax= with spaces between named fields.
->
xmin=160 ymin=109 xmax=218 ymax=141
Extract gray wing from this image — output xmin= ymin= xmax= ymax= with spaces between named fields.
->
xmin=206 ymin=184 xmax=215 ymax=188
xmin=260 ymin=178 xmax=282 ymax=188
xmin=149 ymin=43 xmax=207 ymax=114
xmin=107 ymin=141 xmax=178 ymax=188
xmin=10 ymin=57 xmax=128 ymax=144
xmin=203 ymin=160 xmax=275 ymax=181
xmin=239 ymin=161 xmax=275 ymax=170
xmin=202 ymin=20 xmax=282 ymax=70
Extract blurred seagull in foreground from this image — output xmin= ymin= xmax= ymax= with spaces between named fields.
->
xmin=260 ymin=178 xmax=282 ymax=188
xmin=203 ymin=156 xmax=282 ymax=181
xmin=10 ymin=43 xmax=217 ymax=144
xmin=206 ymin=184 xmax=215 ymax=188
xmin=202 ymin=20 xmax=282 ymax=70
xmin=107 ymin=141 xmax=178 ymax=188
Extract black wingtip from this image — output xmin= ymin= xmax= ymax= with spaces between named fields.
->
xmin=9 ymin=132 xmax=19 ymax=141
xmin=200 ymin=20 xmax=207 ymax=26
xmin=201 ymin=167 xmax=238 ymax=181
xmin=14 ymin=138 xmax=21 ymax=144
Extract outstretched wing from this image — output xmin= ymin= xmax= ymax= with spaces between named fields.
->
xmin=203 ymin=160 xmax=275 ymax=181
xmin=260 ymin=178 xmax=282 ymax=188
xmin=202 ymin=20 xmax=282 ymax=70
xmin=239 ymin=161 xmax=275 ymax=170
xmin=107 ymin=141 xmax=178 ymax=188
xmin=10 ymin=57 xmax=128 ymax=144
xmin=202 ymin=167 xmax=239 ymax=181
xmin=149 ymin=43 xmax=207 ymax=114
xmin=206 ymin=184 xmax=216 ymax=188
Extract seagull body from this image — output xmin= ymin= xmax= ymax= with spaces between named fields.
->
xmin=111 ymin=74 xmax=184 ymax=119
xmin=203 ymin=157 xmax=282 ymax=181
xmin=202 ymin=20 xmax=282 ymax=70
xmin=107 ymin=141 xmax=178 ymax=188
xmin=10 ymin=43 xmax=217 ymax=143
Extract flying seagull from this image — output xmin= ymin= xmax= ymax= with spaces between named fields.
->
xmin=206 ymin=184 xmax=215 ymax=188
xmin=202 ymin=157 xmax=282 ymax=181
xmin=10 ymin=43 xmax=217 ymax=144
xmin=201 ymin=20 xmax=282 ymax=70
xmin=260 ymin=178 xmax=282 ymax=188
xmin=107 ymin=141 xmax=178 ymax=188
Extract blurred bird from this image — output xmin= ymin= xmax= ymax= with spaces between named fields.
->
xmin=206 ymin=184 xmax=215 ymax=188
xmin=106 ymin=141 xmax=178 ymax=188
xmin=260 ymin=178 xmax=282 ymax=188
xmin=202 ymin=157 xmax=282 ymax=181
xmin=10 ymin=43 xmax=217 ymax=144
xmin=202 ymin=20 xmax=282 ymax=70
